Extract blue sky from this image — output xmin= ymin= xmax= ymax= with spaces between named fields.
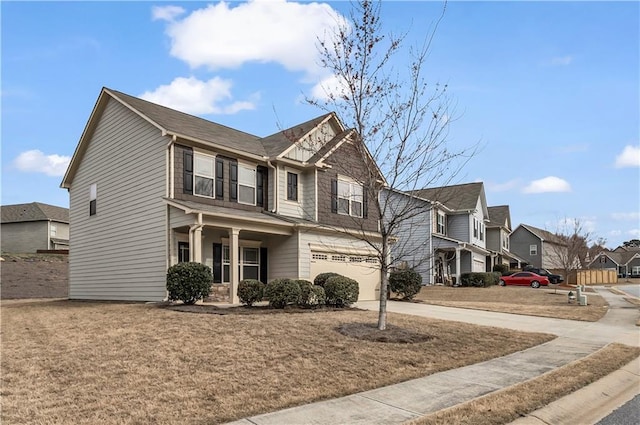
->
xmin=2 ymin=0 xmax=638 ymax=248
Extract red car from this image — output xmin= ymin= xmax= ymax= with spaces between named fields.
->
xmin=499 ymin=272 xmax=549 ymax=288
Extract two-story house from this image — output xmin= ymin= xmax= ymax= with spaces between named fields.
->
xmin=485 ymin=205 xmax=524 ymax=269
xmin=509 ymin=224 xmax=567 ymax=270
xmin=588 ymin=248 xmax=640 ymax=278
xmin=384 ymin=182 xmax=492 ymax=285
xmin=1 ymin=202 xmax=69 ymax=253
xmin=61 ymin=88 xmax=383 ymax=303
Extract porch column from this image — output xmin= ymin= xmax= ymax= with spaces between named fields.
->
xmin=193 ymin=226 xmax=203 ymax=263
xmin=229 ymin=228 xmax=240 ymax=304
xmin=455 ymin=248 xmax=461 ymax=284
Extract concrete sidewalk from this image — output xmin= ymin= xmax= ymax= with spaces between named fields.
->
xmin=226 ymin=287 xmax=639 ymax=425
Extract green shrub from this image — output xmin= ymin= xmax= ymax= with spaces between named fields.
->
xmin=459 ymin=272 xmax=498 ymax=288
xmin=237 ymin=279 xmax=264 ymax=306
xmin=297 ymin=280 xmax=326 ymax=307
xmin=313 ymin=272 xmax=342 ymax=287
xmin=389 ymin=268 xmax=422 ymax=300
xmin=264 ymin=278 xmax=301 ymax=309
xmin=166 ymin=262 xmax=212 ymax=305
xmin=492 ymin=263 xmax=511 ymax=276
xmin=324 ymin=276 xmax=359 ymax=307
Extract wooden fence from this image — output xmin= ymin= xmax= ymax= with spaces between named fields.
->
xmin=568 ymin=269 xmax=618 ymax=285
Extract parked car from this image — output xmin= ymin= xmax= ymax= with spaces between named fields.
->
xmin=499 ymin=272 xmax=550 ymax=288
xmin=522 ymin=266 xmax=564 ymax=284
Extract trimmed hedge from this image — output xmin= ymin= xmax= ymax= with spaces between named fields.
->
xmin=459 ymin=272 xmax=500 ymax=288
xmin=389 ymin=268 xmax=422 ymax=300
xmin=166 ymin=262 xmax=212 ymax=305
xmin=313 ymin=272 xmax=342 ymax=287
xmin=297 ymin=280 xmax=326 ymax=307
xmin=237 ymin=279 xmax=264 ymax=306
xmin=492 ymin=263 xmax=511 ymax=276
xmin=264 ymin=278 xmax=301 ymax=309
xmin=324 ymin=276 xmax=359 ymax=307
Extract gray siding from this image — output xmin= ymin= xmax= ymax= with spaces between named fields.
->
xmin=510 ymin=228 xmax=541 ymax=268
xmin=302 ymin=170 xmax=316 ymax=221
xmin=278 ymin=166 xmax=305 ymax=219
xmin=68 ymin=98 xmax=168 ymax=301
xmin=267 ymin=233 xmax=300 ymax=279
xmin=1 ymin=221 xmax=49 ymax=252
xmin=486 ymin=228 xmax=500 ymax=252
xmin=382 ymin=190 xmax=433 ymax=284
xmin=447 ymin=214 xmax=469 ymax=242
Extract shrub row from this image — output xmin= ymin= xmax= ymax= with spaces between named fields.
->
xmin=459 ymin=272 xmax=500 ymax=287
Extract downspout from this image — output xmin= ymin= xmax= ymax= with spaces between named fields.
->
xmin=266 ymin=159 xmax=278 ymax=213
xmin=166 ymin=135 xmax=176 ymax=198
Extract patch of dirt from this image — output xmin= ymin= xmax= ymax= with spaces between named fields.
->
xmin=337 ymin=322 xmax=433 ymax=343
xmin=0 ymin=254 xmax=68 ymax=299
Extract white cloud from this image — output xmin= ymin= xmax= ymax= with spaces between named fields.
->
xmin=14 ymin=150 xmax=70 ymax=177
xmin=139 ymin=77 xmax=258 ymax=115
xmin=522 ymin=176 xmax=571 ymax=194
xmin=158 ymin=0 xmax=346 ymax=78
xmin=611 ymin=212 xmax=640 ymax=221
xmin=609 ymin=230 xmax=622 ymax=237
xmin=550 ymin=55 xmax=573 ymax=66
xmin=629 ymin=229 xmax=640 ymax=237
xmin=152 ymin=5 xmax=185 ymax=22
xmin=310 ymin=74 xmax=351 ymax=102
xmin=614 ymin=145 xmax=640 ymax=168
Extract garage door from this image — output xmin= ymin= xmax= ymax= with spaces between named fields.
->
xmin=310 ymin=252 xmax=380 ymax=301
xmin=472 ymin=253 xmax=485 ymax=273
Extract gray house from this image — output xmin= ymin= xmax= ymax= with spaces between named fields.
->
xmin=61 ymin=87 xmax=384 ymax=303
xmin=486 ymin=205 xmax=525 ymax=268
xmin=1 ymin=202 xmax=69 ymax=253
xmin=509 ymin=224 xmax=567 ymax=269
xmin=385 ymin=182 xmax=492 ymax=285
xmin=588 ymin=249 xmax=640 ymax=278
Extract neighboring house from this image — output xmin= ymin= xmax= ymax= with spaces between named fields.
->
xmin=485 ymin=205 xmax=526 ymax=269
xmin=588 ymin=250 xmax=640 ymax=278
xmin=509 ymin=224 xmax=567 ymax=269
xmin=61 ymin=87 xmax=383 ymax=303
xmin=1 ymin=202 xmax=69 ymax=253
xmin=385 ymin=182 xmax=492 ymax=285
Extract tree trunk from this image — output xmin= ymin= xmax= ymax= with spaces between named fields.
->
xmin=377 ymin=238 xmax=389 ymax=330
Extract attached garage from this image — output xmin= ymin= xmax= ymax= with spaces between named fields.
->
xmin=310 ymin=251 xmax=381 ymax=301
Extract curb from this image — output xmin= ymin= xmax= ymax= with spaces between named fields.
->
xmin=507 ymin=357 xmax=640 ymax=425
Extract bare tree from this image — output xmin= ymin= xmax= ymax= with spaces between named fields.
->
xmin=549 ymin=219 xmax=595 ymax=284
xmin=306 ymin=0 xmax=475 ymax=330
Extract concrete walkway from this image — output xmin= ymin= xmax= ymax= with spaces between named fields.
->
xmin=226 ymin=286 xmax=639 ymax=425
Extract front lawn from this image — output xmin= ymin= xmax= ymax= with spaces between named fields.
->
xmin=1 ymin=299 xmax=553 ymax=424
xmin=414 ymin=285 xmax=609 ymax=321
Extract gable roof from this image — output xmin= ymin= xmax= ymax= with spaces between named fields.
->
xmin=260 ymin=113 xmax=334 ymax=158
xmin=409 ymin=182 xmax=485 ymax=212
xmin=516 ymin=223 xmax=567 ymax=246
xmin=589 ymin=250 xmax=640 ymax=267
xmin=487 ymin=205 xmax=511 ymax=230
xmin=1 ymin=202 xmax=69 ymax=223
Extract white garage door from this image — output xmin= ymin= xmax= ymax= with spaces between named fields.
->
xmin=472 ymin=253 xmax=485 ymax=272
xmin=310 ymin=252 xmax=380 ymax=301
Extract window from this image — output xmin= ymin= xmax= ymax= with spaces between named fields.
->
xmin=89 ymin=183 xmax=97 ymax=216
xmin=242 ymin=247 xmax=260 ymax=280
xmin=502 ymin=234 xmax=509 ymax=250
xmin=194 ymin=153 xmax=215 ymax=197
xmin=479 ymin=222 xmax=484 ymax=241
xmin=632 ymin=266 xmax=640 ymax=276
xmin=530 ymin=244 xmax=538 ymax=256
xmin=178 ymin=242 xmax=190 ymax=263
xmin=238 ymin=165 xmax=256 ymax=205
xmin=437 ymin=212 xmax=446 ymax=235
xmin=336 ymin=179 xmax=363 ymax=217
xmin=473 ymin=218 xmax=478 ymax=238
xmin=287 ymin=172 xmax=298 ymax=201
xmin=222 ymin=246 xmax=230 ymax=283
xmin=50 ymin=224 xmax=57 ymax=237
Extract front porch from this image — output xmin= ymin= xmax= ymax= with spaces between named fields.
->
xmin=433 ymin=239 xmax=492 ymax=285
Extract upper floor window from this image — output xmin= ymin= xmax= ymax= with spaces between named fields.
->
xmin=437 ymin=211 xmax=446 ymax=235
xmin=530 ymin=244 xmax=538 ymax=256
xmin=502 ymin=233 xmax=509 ymax=250
xmin=287 ymin=172 xmax=298 ymax=201
xmin=479 ymin=222 xmax=484 ymax=241
xmin=336 ymin=179 xmax=363 ymax=217
xmin=50 ymin=224 xmax=57 ymax=237
xmin=238 ymin=165 xmax=256 ymax=205
xmin=89 ymin=183 xmax=97 ymax=216
xmin=194 ymin=153 xmax=215 ymax=197
xmin=473 ymin=218 xmax=478 ymax=238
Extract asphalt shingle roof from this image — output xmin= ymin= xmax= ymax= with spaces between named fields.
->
xmin=487 ymin=205 xmax=511 ymax=229
xmin=409 ymin=182 xmax=483 ymax=211
xmin=519 ymin=223 xmax=567 ymax=246
xmin=260 ymin=113 xmax=333 ymax=158
xmin=1 ymin=202 xmax=69 ymax=223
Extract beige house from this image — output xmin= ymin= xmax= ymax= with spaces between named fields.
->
xmin=61 ymin=87 xmax=383 ymax=303
xmin=1 ymin=202 xmax=69 ymax=253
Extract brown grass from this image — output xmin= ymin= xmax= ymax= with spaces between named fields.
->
xmin=1 ymin=299 xmax=553 ymax=425
xmin=414 ymin=286 xmax=609 ymax=321
xmin=409 ymin=343 xmax=640 ymax=425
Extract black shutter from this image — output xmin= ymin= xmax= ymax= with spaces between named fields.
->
xmin=256 ymin=166 xmax=265 ymax=207
xmin=331 ymin=179 xmax=338 ymax=213
xmin=229 ymin=162 xmax=238 ymax=202
xmin=259 ymin=247 xmax=268 ymax=284
xmin=212 ymin=243 xmax=222 ymax=284
xmin=363 ymin=185 xmax=369 ymax=218
xmin=183 ymin=150 xmax=193 ymax=195
xmin=215 ymin=158 xmax=224 ymax=199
